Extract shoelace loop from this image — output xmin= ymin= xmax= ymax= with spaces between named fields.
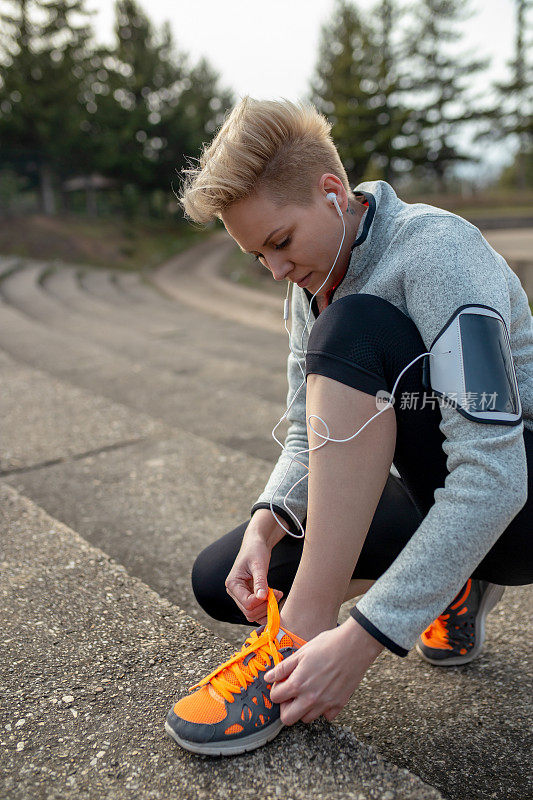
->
xmin=188 ymin=589 xmax=285 ymax=703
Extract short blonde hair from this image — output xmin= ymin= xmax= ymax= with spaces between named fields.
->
xmin=178 ymin=96 xmax=351 ymax=225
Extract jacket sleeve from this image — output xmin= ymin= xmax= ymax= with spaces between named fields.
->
xmin=251 ymin=287 xmax=311 ymax=536
xmin=351 ymin=215 xmax=528 ymax=656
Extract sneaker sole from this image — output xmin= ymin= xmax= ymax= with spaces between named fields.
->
xmin=164 ymin=718 xmax=285 ymax=756
xmin=415 ymin=583 xmax=506 ymax=666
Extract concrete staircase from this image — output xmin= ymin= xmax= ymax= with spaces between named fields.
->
xmin=0 ymin=239 xmax=530 ymax=800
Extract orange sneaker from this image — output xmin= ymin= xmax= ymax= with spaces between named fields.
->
xmin=415 ymin=579 xmax=505 ymax=666
xmin=165 ymin=588 xmax=306 ymax=755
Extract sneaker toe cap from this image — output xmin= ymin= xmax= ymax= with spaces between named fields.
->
xmin=416 ymin=639 xmax=454 ymax=661
xmin=166 ymin=705 xmax=221 ymax=744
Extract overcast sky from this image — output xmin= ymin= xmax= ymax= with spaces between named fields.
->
xmin=86 ymin=0 xmax=522 ymax=176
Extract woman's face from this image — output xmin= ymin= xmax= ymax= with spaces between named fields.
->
xmin=221 ymin=177 xmax=358 ymax=297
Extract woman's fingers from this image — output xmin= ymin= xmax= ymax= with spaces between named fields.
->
xmin=252 ymin=569 xmax=268 ymax=600
xmin=227 ymin=589 xmax=267 ymax=622
xmin=242 ymin=594 xmax=273 ymax=621
xmin=226 ymin=579 xmax=283 ymax=622
xmin=225 ymin=539 xmax=283 ymax=621
xmin=264 ymin=652 xmax=298 ymax=685
xmin=279 ymin=698 xmax=304 ymax=727
xmin=242 ymin=590 xmax=284 ymax=622
xmin=225 ymin=580 xmax=252 ymax=610
xmin=322 ymin=706 xmax=342 ymax=722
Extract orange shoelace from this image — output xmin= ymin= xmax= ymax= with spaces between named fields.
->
xmin=424 ymin=613 xmax=452 ymax=648
xmin=188 ymin=588 xmax=286 ymax=703
xmin=423 ymin=579 xmax=472 ymax=649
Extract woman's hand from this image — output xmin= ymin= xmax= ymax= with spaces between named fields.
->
xmin=264 ymin=615 xmax=384 ymax=725
xmin=225 ymin=530 xmax=284 ymax=625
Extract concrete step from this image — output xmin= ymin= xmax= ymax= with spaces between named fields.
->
xmin=3 ymin=259 xmax=286 ymax=385
xmin=0 ymin=348 xmax=166 ymax=473
xmin=0 ymin=267 xmax=289 ymax=462
xmin=0 ymin=346 xmax=272 ymax=637
xmin=47 ymin=263 xmax=189 ymax=334
xmin=41 ymin=263 xmax=288 ymax=404
xmin=77 ymin=263 xmax=288 ymax=371
xmin=0 ymin=254 xmax=23 ymax=278
xmin=1 ymin=240 xmax=531 ymax=800
xmin=77 ymin=263 xmax=144 ymax=307
xmin=101 ymin=260 xmax=289 ymax=370
xmin=0 ymin=481 xmax=442 ymax=800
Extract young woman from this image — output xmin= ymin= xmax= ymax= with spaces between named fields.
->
xmin=165 ymin=96 xmax=533 ymax=757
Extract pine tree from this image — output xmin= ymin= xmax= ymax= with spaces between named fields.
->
xmin=404 ymin=0 xmax=490 ymax=190
xmin=0 ymin=1 xmax=41 ymax=197
xmin=97 ymin=0 xmax=233 ymax=212
xmin=156 ymin=52 xmax=233 ymax=202
xmin=0 ymin=0 xmax=98 ymax=214
xmin=364 ymin=0 xmax=429 ymax=182
xmin=309 ymin=0 xmax=429 ymax=185
xmin=477 ymin=0 xmax=532 ymax=189
xmin=309 ymin=0 xmax=383 ymax=184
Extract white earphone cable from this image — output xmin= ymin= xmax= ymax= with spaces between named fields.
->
xmin=267 ymin=193 xmax=436 ymax=539
xmin=270 ymin=194 xmax=346 ymax=460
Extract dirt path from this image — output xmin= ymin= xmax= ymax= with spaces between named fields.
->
xmin=151 ymin=231 xmax=286 ymax=334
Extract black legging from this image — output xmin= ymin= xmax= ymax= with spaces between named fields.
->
xmin=192 ymin=294 xmax=533 ymax=627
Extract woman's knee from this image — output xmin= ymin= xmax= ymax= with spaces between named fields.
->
xmin=307 ymin=293 xmax=403 ymax=353
xmin=305 ymin=293 xmax=421 ymax=385
xmin=305 ymin=294 xmax=405 ymax=398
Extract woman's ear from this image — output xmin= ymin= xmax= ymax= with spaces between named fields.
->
xmin=319 ymin=173 xmax=348 ymax=212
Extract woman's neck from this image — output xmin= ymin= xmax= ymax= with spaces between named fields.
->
xmin=316 ymin=196 xmax=366 ymax=308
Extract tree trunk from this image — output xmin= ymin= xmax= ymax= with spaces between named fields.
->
xmin=39 ymin=163 xmax=56 ymax=215
xmin=516 ymin=143 xmax=527 ymax=191
xmin=86 ymin=185 xmax=97 ymax=218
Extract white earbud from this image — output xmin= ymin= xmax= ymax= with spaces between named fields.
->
xmin=326 ymin=192 xmax=343 ymax=218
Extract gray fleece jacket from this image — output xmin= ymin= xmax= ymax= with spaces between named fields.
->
xmin=251 ymin=180 xmax=532 ymax=656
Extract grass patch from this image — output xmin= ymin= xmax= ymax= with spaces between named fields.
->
xmin=0 ymin=214 xmax=211 ymax=272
